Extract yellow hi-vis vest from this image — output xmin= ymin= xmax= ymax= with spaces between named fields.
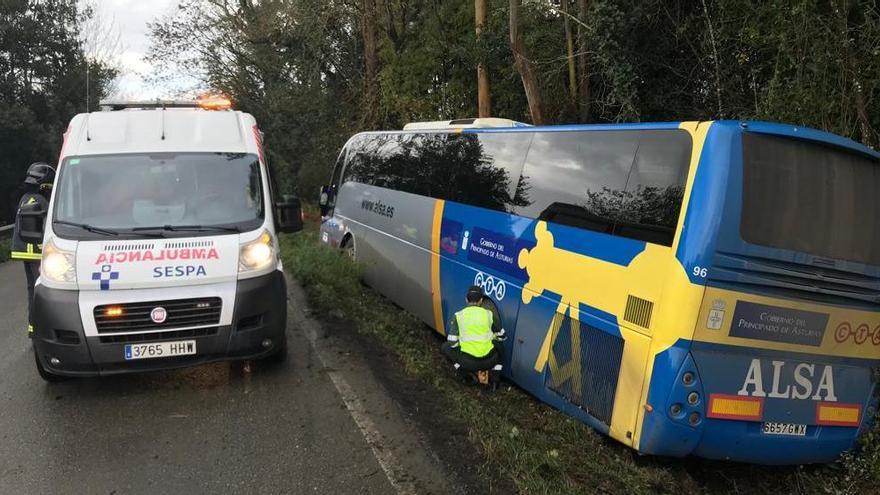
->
xmin=455 ymin=306 xmax=494 ymax=358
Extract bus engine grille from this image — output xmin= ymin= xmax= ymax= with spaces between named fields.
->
xmin=546 ymin=313 xmax=625 ymax=425
xmin=93 ymin=298 xmax=222 ymax=333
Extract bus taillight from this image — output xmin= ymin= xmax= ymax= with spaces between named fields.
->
xmin=815 ymin=403 xmax=861 ymax=427
xmin=706 ymin=394 xmax=764 ymax=421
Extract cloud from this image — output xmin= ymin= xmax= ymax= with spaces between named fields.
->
xmin=82 ymin=0 xmax=181 ymax=99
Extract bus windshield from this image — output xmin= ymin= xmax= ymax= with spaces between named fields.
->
xmin=53 ymin=152 xmax=264 ymax=237
xmin=741 ymin=133 xmax=880 ymax=265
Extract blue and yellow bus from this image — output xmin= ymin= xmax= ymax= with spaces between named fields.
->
xmin=319 ymin=119 xmax=880 ymax=465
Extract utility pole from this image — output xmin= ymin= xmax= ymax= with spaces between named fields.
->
xmin=476 ymin=0 xmax=491 ymax=118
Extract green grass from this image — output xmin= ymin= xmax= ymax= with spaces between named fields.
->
xmin=0 ymin=238 xmax=9 ymax=263
xmin=281 ymin=218 xmax=880 ymax=495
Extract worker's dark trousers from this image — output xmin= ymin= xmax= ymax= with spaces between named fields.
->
xmin=441 ymin=341 xmax=504 ymax=382
xmin=24 ymin=261 xmax=38 ymax=337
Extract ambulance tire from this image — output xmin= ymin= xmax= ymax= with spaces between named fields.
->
xmin=33 ymin=347 xmax=68 ymax=383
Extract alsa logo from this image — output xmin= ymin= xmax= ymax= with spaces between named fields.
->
xmin=95 ymin=248 xmax=220 ymax=265
xmin=737 ymin=359 xmax=837 ymax=402
xmin=153 ymin=265 xmax=208 ymax=278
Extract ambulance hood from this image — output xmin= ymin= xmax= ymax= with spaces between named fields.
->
xmin=76 ymin=235 xmax=240 ymax=291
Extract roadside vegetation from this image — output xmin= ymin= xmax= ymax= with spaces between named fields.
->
xmin=281 ymin=216 xmax=880 ymax=495
xmin=0 ymin=239 xmax=9 ymax=263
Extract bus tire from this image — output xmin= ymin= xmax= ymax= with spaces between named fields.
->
xmin=341 ymin=235 xmax=356 ymax=261
xmin=34 ymin=347 xmax=68 ymax=383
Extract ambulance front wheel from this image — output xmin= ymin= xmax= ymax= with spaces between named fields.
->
xmin=33 ymin=347 xmax=68 ymax=383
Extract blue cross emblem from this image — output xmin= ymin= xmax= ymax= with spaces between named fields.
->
xmin=92 ymin=264 xmax=119 ymax=290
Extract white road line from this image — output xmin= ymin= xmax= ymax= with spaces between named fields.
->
xmin=299 ymin=315 xmax=418 ymax=495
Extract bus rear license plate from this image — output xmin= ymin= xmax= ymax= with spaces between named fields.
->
xmin=762 ymin=422 xmax=807 ymax=436
xmin=124 ymin=340 xmax=196 ymax=360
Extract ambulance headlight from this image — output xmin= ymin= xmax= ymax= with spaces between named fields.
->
xmin=42 ymin=241 xmax=76 ymax=283
xmin=239 ymin=231 xmax=275 ymax=273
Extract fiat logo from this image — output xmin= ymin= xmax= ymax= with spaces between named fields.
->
xmin=150 ymin=307 xmax=168 ymax=324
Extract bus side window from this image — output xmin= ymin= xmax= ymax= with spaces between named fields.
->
xmin=612 ymin=130 xmax=692 ymax=246
xmin=514 ymin=129 xmax=691 ymax=247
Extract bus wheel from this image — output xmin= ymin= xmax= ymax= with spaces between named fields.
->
xmin=33 ymin=348 xmax=68 ymax=383
xmin=341 ymin=236 xmax=356 ymax=261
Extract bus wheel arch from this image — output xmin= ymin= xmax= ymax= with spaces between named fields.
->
xmin=341 ymin=233 xmax=356 ymax=260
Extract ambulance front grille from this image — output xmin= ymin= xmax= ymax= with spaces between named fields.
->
xmin=94 ymin=298 xmax=222 ymax=334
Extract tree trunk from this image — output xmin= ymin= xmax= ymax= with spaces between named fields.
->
xmin=476 ymin=0 xmax=491 ymax=118
xmin=509 ymin=0 xmax=545 ymax=125
xmin=576 ymin=0 xmax=591 ymax=122
xmin=561 ymin=0 xmax=577 ymax=110
xmin=362 ymin=0 xmax=380 ymax=128
xmin=832 ymin=0 xmax=875 ymax=147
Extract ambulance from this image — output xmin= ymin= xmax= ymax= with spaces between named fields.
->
xmin=21 ymin=98 xmax=302 ymax=380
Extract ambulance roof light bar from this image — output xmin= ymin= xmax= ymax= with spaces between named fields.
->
xmin=99 ymin=97 xmax=232 ymax=112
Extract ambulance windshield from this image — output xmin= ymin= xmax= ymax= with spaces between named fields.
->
xmin=53 ymin=152 xmax=264 ymax=238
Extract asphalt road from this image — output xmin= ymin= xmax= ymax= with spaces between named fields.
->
xmin=0 ymin=261 xmax=453 ymax=495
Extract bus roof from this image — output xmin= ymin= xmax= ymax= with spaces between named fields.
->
xmin=403 ymin=118 xmax=531 ymax=130
xmin=463 ymin=120 xmax=879 ymax=160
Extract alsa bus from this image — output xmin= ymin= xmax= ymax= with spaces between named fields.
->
xmin=24 ymin=98 xmax=302 ymax=380
xmin=319 ymin=119 xmax=880 ymax=465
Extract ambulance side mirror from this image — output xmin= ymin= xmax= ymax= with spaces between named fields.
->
xmin=275 ymin=195 xmax=303 ymax=234
xmin=19 ymin=201 xmax=47 ymax=244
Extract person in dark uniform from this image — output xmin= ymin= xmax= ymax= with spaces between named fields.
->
xmin=441 ymin=286 xmax=506 ymax=386
xmin=10 ymin=163 xmax=55 ymax=337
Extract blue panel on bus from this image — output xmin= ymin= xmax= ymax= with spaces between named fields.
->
xmin=691 ymin=342 xmax=873 ymax=418
xmin=466 ymin=227 xmax=531 ymax=281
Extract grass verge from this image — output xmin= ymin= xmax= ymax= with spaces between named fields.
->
xmin=281 ymin=218 xmax=880 ymax=495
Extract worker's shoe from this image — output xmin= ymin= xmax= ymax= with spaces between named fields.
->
xmin=477 ymin=370 xmax=490 ymax=385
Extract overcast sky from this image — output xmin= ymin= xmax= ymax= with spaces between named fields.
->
xmin=84 ymin=0 xmax=191 ymax=100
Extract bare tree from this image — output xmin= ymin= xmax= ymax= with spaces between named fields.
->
xmin=831 ymin=0 xmax=876 ymax=148
xmin=576 ymin=0 xmax=590 ymax=122
xmin=363 ymin=0 xmax=381 ymax=128
xmin=561 ymin=0 xmax=576 ymax=113
xmin=509 ymin=0 xmax=545 ymax=125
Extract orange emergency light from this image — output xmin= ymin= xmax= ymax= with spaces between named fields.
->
xmin=197 ymin=95 xmax=232 ymax=111
xmin=105 ymin=306 xmax=124 ymax=317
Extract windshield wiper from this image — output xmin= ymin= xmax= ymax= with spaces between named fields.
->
xmin=53 ymin=220 xmax=120 ymax=236
xmin=132 ymin=224 xmax=242 ymax=233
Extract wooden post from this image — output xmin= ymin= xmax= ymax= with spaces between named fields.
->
xmin=476 ymin=0 xmax=491 ymax=118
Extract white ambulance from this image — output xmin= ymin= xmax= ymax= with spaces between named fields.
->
xmin=22 ymin=98 xmax=302 ymax=380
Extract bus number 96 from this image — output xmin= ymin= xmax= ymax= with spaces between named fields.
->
xmin=693 ymin=266 xmax=708 ymax=278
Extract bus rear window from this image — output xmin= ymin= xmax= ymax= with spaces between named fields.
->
xmin=741 ymin=133 xmax=880 ymax=265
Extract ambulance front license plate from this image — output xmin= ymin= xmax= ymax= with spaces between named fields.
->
xmin=124 ymin=340 xmax=196 ymax=360
xmin=762 ymin=422 xmax=807 ymax=436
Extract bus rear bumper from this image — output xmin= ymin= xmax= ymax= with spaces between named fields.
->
xmin=691 ymin=421 xmax=862 ymax=465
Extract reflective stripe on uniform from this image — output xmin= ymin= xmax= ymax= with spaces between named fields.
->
xmin=10 ymin=251 xmax=41 ymax=261
xmin=27 ymin=324 xmax=33 ymax=334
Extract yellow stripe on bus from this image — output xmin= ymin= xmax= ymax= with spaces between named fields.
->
xmin=431 ymin=199 xmax=446 ymax=335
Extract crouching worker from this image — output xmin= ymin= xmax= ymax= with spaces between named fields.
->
xmin=441 ymin=286 xmax=505 ymax=387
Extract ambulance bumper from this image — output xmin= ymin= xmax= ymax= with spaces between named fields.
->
xmin=31 ymin=271 xmax=288 ymax=377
